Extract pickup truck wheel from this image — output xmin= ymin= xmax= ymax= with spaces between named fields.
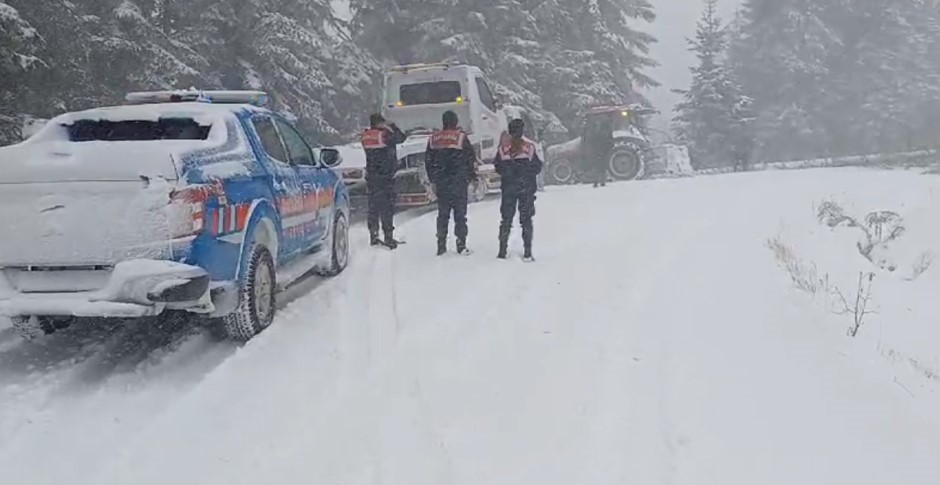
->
xmin=221 ymin=244 xmax=276 ymax=342
xmin=317 ymin=211 xmax=349 ymax=277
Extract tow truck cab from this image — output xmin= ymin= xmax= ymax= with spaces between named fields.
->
xmin=381 ymin=63 xmax=507 ymax=161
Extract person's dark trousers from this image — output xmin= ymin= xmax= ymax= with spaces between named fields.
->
xmin=367 ymin=178 xmax=396 ymax=241
xmin=593 ymin=159 xmax=608 ymax=187
xmin=436 ymin=183 xmax=469 ymax=250
xmin=499 ymin=185 xmax=536 ymax=256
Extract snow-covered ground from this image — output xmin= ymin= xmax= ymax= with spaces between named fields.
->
xmin=1 ymin=168 xmax=939 ymax=485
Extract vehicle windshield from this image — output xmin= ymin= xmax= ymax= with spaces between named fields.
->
xmin=65 ymin=118 xmax=211 ymax=142
xmin=398 ymin=81 xmax=462 ymax=105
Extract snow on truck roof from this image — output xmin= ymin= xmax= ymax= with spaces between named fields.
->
xmin=586 ymin=105 xmax=657 ymax=116
xmin=47 ymin=90 xmax=272 ymax=125
xmin=386 ymin=63 xmax=479 ymax=74
xmin=16 ymin=99 xmax=264 ymax=147
xmin=53 ymin=103 xmax=249 ymax=124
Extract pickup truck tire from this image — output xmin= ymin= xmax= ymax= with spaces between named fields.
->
xmin=221 ymin=244 xmax=276 ymax=341
xmin=317 ymin=211 xmax=349 ymax=277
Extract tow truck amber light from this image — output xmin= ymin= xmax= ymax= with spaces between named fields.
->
xmin=395 ymin=100 xmax=404 ymax=107
xmin=456 ymin=96 xmax=464 ymax=104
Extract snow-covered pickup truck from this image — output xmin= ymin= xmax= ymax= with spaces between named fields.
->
xmin=0 ymin=90 xmax=350 ymax=342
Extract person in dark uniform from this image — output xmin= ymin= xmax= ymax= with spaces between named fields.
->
xmin=425 ymin=111 xmax=477 ymax=256
xmin=583 ymin=115 xmax=613 ymax=187
xmin=361 ymin=113 xmax=408 ymax=249
xmin=495 ymin=118 xmax=543 ymax=261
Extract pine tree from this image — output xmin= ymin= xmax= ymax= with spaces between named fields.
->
xmin=729 ymin=0 xmax=940 ymax=160
xmin=0 ymin=0 xmax=103 ymax=143
xmin=0 ymin=0 xmax=382 ymax=146
xmin=0 ymin=1 xmax=47 ymax=140
xmin=729 ymin=0 xmax=840 ymax=161
xmin=533 ymin=0 xmax=659 ymax=129
xmin=672 ymin=0 xmax=750 ymax=169
xmin=86 ymin=0 xmax=214 ymax=96
xmin=247 ymin=0 xmax=381 ymax=142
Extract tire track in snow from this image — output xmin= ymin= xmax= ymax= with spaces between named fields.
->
xmin=572 ymin=197 xmax=717 ymax=485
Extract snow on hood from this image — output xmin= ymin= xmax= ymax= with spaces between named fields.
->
xmin=399 ymin=133 xmax=430 ymax=158
xmin=613 ymin=127 xmax=649 ymax=142
xmin=336 ymin=142 xmax=366 ymax=169
xmin=45 ymin=102 xmax=255 ymax=127
xmin=546 ymin=137 xmax=581 ymax=159
xmin=336 ymin=133 xmax=430 ymax=170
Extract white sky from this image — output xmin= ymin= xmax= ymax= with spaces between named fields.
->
xmin=641 ymin=0 xmax=741 ymax=137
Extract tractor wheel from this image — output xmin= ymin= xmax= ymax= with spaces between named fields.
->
xmin=608 ymin=143 xmax=645 ymax=181
xmin=549 ymin=159 xmax=577 ymax=185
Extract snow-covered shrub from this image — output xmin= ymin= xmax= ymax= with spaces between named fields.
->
xmin=766 ymin=236 xmax=832 ymax=296
xmin=817 ymin=201 xmax=912 ymax=274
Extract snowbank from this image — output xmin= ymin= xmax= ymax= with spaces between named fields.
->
xmin=686 ymin=149 xmax=940 ymax=178
xmin=770 ymin=170 xmax=940 ymax=398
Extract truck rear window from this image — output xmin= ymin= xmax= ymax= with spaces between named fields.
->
xmin=65 ymin=118 xmax=211 ymax=142
xmin=399 ymin=81 xmax=462 ymax=105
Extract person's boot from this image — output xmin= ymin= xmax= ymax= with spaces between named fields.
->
xmin=437 ymin=237 xmax=447 ymax=256
xmin=370 ymin=232 xmax=382 ymax=247
xmin=522 ymin=222 xmax=534 ymax=262
xmin=498 ymin=241 xmax=508 ymax=259
xmin=384 ymin=232 xmax=400 ymax=250
xmin=497 ymin=224 xmax=510 ymax=259
xmin=456 ymin=238 xmax=471 ymax=255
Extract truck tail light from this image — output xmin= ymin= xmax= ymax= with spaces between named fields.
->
xmin=168 ymin=184 xmax=222 ymax=238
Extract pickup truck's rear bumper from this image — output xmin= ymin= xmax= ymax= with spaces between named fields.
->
xmin=0 ymin=259 xmax=232 ymax=319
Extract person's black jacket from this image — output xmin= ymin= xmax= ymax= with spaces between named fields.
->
xmin=361 ymin=124 xmax=407 ymax=180
xmin=495 ymin=137 xmax=543 ymax=192
xmin=583 ymin=119 xmax=614 ymax=166
xmin=425 ymin=129 xmax=477 ymax=189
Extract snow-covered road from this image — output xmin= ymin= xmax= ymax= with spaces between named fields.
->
xmin=2 ymin=169 xmax=939 ymax=485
